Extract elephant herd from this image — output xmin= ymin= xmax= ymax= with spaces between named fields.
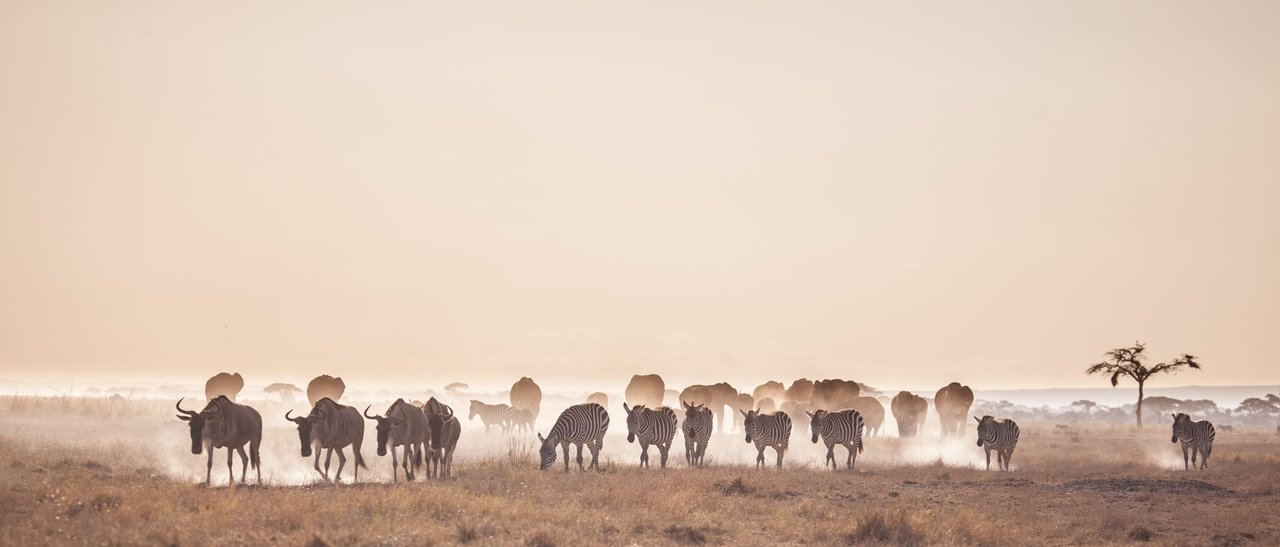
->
xmin=623 ymin=375 xmax=975 ymax=440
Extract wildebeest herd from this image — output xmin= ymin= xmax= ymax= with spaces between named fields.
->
xmin=175 ymin=373 xmax=1218 ymax=485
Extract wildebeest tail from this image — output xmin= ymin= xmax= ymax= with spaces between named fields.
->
xmin=414 ymin=445 xmax=424 ymax=469
xmin=355 ymin=448 xmax=367 ymax=469
xmin=251 ymin=445 xmax=261 ymax=469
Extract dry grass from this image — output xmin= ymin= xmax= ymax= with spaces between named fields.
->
xmin=2 ymin=396 xmax=1278 ymax=545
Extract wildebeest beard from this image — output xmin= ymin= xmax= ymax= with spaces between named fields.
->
xmin=175 ymin=398 xmax=206 ymax=454
xmin=428 ymin=415 xmax=445 ymax=449
xmin=375 ymin=420 xmax=391 ymax=456
xmin=286 ymin=410 xmax=314 ymax=457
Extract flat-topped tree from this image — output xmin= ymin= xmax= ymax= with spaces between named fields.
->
xmin=264 ymin=383 xmax=303 ymax=404
xmin=1071 ymin=400 xmax=1097 ymax=415
xmin=1085 ymin=341 xmax=1201 ymax=428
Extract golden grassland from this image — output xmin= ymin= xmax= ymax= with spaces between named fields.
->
xmin=1 ymin=395 xmax=1278 ymax=546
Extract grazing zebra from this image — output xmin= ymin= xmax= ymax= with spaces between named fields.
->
xmin=469 ymin=400 xmax=513 ymax=434
xmin=1171 ymin=413 xmax=1215 ymax=470
xmin=740 ymin=409 xmax=792 ymax=468
xmin=287 ymin=398 xmax=367 ymax=483
xmin=974 ymin=415 xmax=1019 ymax=471
xmin=175 ymin=396 xmax=262 ymax=486
xmin=622 ymin=403 xmax=678 ymax=468
xmin=364 ymin=399 xmax=427 ymax=482
xmin=682 ymin=401 xmax=713 ymax=467
xmin=807 ymin=409 xmax=864 ymax=471
xmin=511 ymin=408 xmax=535 ymax=434
xmin=537 ymin=403 xmax=610 ymax=472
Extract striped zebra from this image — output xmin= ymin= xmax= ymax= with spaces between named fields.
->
xmin=537 ymin=403 xmax=610 ymax=472
xmin=974 ymin=415 xmax=1019 ymax=471
xmin=469 ymin=400 xmax=513 ymax=434
xmin=807 ymin=409 xmax=865 ymax=471
xmin=622 ymin=403 xmax=678 ymax=468
xmin=740 ymin=409 xmax=792 ymax=468
xmin=1171 ymin=413 xmax=1215 ymax=470
xmin=682 ymin=401 xmax=713 ymax=467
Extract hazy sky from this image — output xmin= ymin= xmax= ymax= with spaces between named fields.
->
xmin=1 ymin=0 xmax=1277 ymax=392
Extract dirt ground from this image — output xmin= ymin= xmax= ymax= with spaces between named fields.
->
xmin=1 ymin=396 xmax=1277 ymax=546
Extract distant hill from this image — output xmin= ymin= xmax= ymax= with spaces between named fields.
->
xmin=964 ymin=385 xmax=1279 ymax=409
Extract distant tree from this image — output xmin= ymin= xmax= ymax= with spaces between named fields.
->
xmin=445 ymin=382 xmax=469 ymax=393
xmin=1267 ymin=393 xmax=1280 ymax=405
xmin=1072 ymin=400 xmax=1097 ymax=415
xmin=1085 ymin=342 xmax=1202 ymax=428
xmin=1236 ymin=397 xmax=1279 ymax=416
xmin=264 ymin=383 xmax=303 ymax=404
xmin=1178 ymin=399 xmax=1218 ymax=415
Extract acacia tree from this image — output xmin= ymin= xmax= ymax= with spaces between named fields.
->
xmin=1085 ymin=342 xmax=1201 ymax=428
xmin=1072 ymin=400 xmax=1097 ymax=415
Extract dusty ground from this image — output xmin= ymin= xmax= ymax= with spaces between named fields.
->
xmin=1 ymin=396 xmax=1277 ymax=546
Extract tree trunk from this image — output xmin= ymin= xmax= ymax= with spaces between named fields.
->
xmin=1136 ymin=381 xmax=1144 ymax=428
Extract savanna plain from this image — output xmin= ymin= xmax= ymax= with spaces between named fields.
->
xmin=1 ymin=395 xmax=1277 ymax=546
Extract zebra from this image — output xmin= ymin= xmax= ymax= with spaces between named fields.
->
xmin=682 ymin=401 xmax=713 ymax=467
xmin=175 ymin=396 xmax=262 ymax=486
xmin=622 ymin=403 xmax=678 ymax=468
xmin=511 ymin=408 xmax=536 ymax=434
xmin=427 ymin=406 xmax=461 ymax=479
xmin=537 ymin=403 xmax=609 ymax=472
xmin=807 ymin=409 xmax=864 ymax=471
xmin=740 ymin=409 xmax=791 ymax=468
xmin=1171 ymin=413 xmax=1215 ymax=470
xmin=364 ymin=399 xmax=427 ymax=482
xmin=469 ymin=400 xmax=513 ymax=434
xmin=974 ymin=415 xmax=1019 ymax=471
xmin=287 ymin=397 xmax=367 ymax=483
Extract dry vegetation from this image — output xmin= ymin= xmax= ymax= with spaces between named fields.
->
xmin=2 ymin=395 xmax=1278 ymax=546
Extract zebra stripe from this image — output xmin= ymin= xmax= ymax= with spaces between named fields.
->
xmin=741 ymin=409 xmax=792 ymax=468
xmin=1171 ymin=413 xmax=1215 ymax=470
xmin=975 ymin=415 xmax=1019 ymax=471
xmin=682 ymin=401 xmax=713 ymax=467
xmin=468 ymin=401 xmax=513 ymax=434
xmin=538 ymin=403 xmax=610 ymax=472
xmin=808 ymin=409 xmax=865 ymax=471
xmin=623 ymin=403 xmax=678 ymax=468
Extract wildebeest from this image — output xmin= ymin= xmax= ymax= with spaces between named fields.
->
xmin=364 ymin=399 xmax=427 ymax=482
xmin=204 ymin=372 xmax=245 ymax=401
xmin=287 ymin=397 xmax=367 ymax=483
xmin=625 ymin=374 xmax=666 ymax=408
xmin=426 ymin=406 xmax=461 ymax=479
xmin=891 ymin=391 xmax=928 ymax=437
xmin=306 ymin=375 xmax=346 ymax=406
xmin=1218 ymin=424 xmax=1235 ymax=433
xmin=510 ymin=377 xmax=543 ymax=422
xmin=175 ymin=396 xmax=262 ymax=486
xmin=935 ymin=382 xmax=975 ymax=438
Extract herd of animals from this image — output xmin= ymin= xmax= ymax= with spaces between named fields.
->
xmin=174 ymin=373 xmax=1220 ymax=486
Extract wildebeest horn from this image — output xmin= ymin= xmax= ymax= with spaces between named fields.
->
xmin=363 ymin=405 xmax=380 ymax=420
xmin=286 ymin=409 xmax=305 ymax=424
xmin=175 ymin=398 xmax=197 ymax=416
xmin=443 ymin=407 xmax=453 ymax=419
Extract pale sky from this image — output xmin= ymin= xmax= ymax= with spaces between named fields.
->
xmin=1 ymin=0 xmax=1277 ymax=392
